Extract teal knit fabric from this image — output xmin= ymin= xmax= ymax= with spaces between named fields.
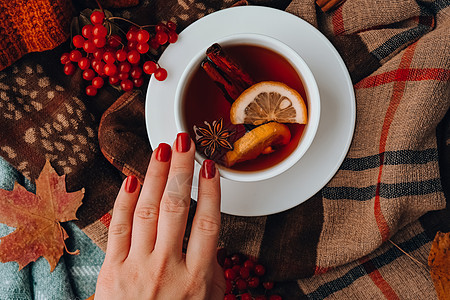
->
xmin=0 ymin=157 xmax=105 ymax=300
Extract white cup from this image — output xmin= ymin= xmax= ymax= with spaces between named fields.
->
xmin=175 ymin=33 xmax=320 ymax=182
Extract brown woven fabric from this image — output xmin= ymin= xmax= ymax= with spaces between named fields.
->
xmin=95 ymin=0 xmax=450 ymax=289
xmin=0 ymin=0 xmax=74 ymax=71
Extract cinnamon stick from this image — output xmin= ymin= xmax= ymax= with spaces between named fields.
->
xmin=201 ymin=58 xmax=242 ymax=103
xmin=206 ymin=43 xmax=254 ymax=91
xmin=201 ymin=44 xmax=255 ymax=102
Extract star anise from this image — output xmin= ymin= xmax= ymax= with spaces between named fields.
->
xmin=193 ymin=118 xmax=234 ymax=158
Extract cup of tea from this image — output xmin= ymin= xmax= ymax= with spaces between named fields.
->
xmin=175 ymin=33 xmax=320 ymax=182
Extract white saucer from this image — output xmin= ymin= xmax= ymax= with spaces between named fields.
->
xmin=145 ymin=6 xmax=356 ymax=216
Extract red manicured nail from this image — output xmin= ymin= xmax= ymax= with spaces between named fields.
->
xmin=176 ymin=132 xmax=191 ymax=153
xmin=202 ymin=159 xmax=216 ymax=179
xmin=155 ymin=143 xmax=171 ymax=162
xmin=125 ymin=175 xmax=138 ymax=193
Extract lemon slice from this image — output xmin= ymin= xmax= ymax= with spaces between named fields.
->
xmin=224 ymin=122 xmax=291 ymax=167
xmin=230 ymin=81 xmax=307 ymax=125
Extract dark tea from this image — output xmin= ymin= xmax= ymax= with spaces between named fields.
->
xmin=182 ymin=44 xmax=307 ymax=172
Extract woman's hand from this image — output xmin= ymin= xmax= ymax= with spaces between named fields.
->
xmin=95 ymin=133 xmax=226 ymax=299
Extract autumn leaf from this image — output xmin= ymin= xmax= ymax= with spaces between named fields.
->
xmin=428 ymin=231 xmax=450 ymax=300
xmin=0 ymin=159 xmax=84 ymax=272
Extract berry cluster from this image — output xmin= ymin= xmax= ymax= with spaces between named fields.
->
xmin=219 ymin=251 xmax=282 ymax=300
xmin=61 ymin=10 xmax=177 ymax=96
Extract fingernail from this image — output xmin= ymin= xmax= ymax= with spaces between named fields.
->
xmin=155 ymin=143 xmax=171 ymax=162
xmin=202 ymin=159 xmax=216 ymax=179
xmin=125 ymin=175 xmax=138 ymax=193
xmin=176 ymin=132 xmax=190 ymax=153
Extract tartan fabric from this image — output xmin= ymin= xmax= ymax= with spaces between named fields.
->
xmin=0 ymin=0 xmax=449 ymax=299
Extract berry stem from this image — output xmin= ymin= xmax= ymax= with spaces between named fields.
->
xmin=105 ymin=19 xmax=128 ymax=36
xmin=107 ymin=16 xmax=142 ymax=28
xmin=95 ymin=0 xmax=104 ymax=14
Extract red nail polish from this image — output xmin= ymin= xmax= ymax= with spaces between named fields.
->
xmin=202 ymin=159 xmax=216 ymax=179
xmin=176 ymin=132 xmax=191 ymax=153
xmin=156 ymin=143 xmax=171 ymax=162
xmin=125 ymin=175 xmax=138 ymax=193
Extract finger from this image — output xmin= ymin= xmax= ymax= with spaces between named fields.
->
xmin=154 ymin=133 xmax=194 ymax=256
xmin=105 ymin=175 xmax=141 ymax=263
xmin=129 ymin=143 xmax=172 ymax=255
xmin=186 ymin=160 xmax=221 ymax=271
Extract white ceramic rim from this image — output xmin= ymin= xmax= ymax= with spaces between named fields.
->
xmin=174 ymin=33 xmax=320 ymax=182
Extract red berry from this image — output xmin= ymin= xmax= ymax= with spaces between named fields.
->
xmin=155 ymin=22 xmax=166 ymax=32
xmin=121 ymin=79 xmax=133 ymax=91
xmin=104 ymin=63 xmax=117 ymax=76
xmin=109 ymin=75 xmax=120 ymax=85
xmin=143 ymin=61 xmax=157 ymax=74
xmin=130 ymin=66 xmax=143 ymax=79
xmin=108 ymin=34 xmax=122 ymax=48
xmin=92 ymin=77 xmax=104 ymax=89
xmin=63 ymin=63 xmax=76 ymax=75
xmin=254 ymin=296 xmax=267 ymax=300
xmin=103 ymin=51 xmax=115 ymax=64
xmin=136 ymin=42 xmax=149 ymax=54
xmin=154 ymin=68 xmax=167 ymax=81
xmin=136 ymin=29 xmax=150 ymax=43
xmin=133 ymin=77 xmax=144 ymax=87
xmin=116 ymin=49 xmax=127 ymax=62
xmin=92 ymin=59 xmax=100 ymax=70
xmin=269 ymin=296 xmax=282 ymax=300
xmin=69 ymin=50 xmax=82 ymax=62
xmin=241 ymin=293 xmax=252 ymax=300
xmin=93 ymin=61 xmax=105 ymax=75
xmin=85 ymin=85 xmax=97 ymax=96
xmin=247 ymin=277 xmax=260 ymax=288
xmin=127 ymin=50 xmax=140 ymax=64
xmin=93 ymin=24 xmax=107 ymax=37
xmin=155 ymin=31 xmax=168 ymax=45
xmin=244 ymin=260 xmax=256 ymax=270
xmin=239 ymin=267 xmax=251 ymax=279
xmin=232 ymin=265 xmax=241 ymax=274
xmin=118 ymin=72 xmax=129 ymax=81
xmin=82 ymin=69 xmax=95 ymax=81
xmin=73 ymin=35 xmax=85 ymax=48
xmin=60 ymin=53 xmax=70 ymax=64
xmin=254 ymin=265 xmax=266 ymax=276
xmin=236 ymin=279 xmax=247 ymax=291
xmin=224 ymin=295 xmax=237 ymax=300
xmin=82 ymin=24 xmax=94 ymax=39
xmin=93 ymin=48 xmax=105 ymax=60
xmin=224 ymin=269 xmax=237 ymax=281
xmin=168 ymin=31 xmax=178 ymax=43
xmin=263 ymin=281 xmax=274 ymax=290
xmin=78 ymin=57 xmax=90 ymax=70
xmin=126 ymin=29 xmax=138 ymax=41
xmin=93 ymin=37 xmax=106 ymax=48
xmin=83 ymin=40 xmax=96 ymax=53
xmin=166 ymin=21 xmax=176 ymax=31
xmin=118 ymin=62 xmax=131 ymax=73
xmin=127 ymin=40 xmax=138 ymax=50
xmin=90 ymin=11 xmax=105 ymax=25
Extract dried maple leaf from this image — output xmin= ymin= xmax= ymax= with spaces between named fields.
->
xmin=0 ymin=159 xmax=84 ymax=271
xmin=428 ymin=231 xmax=450 ymax=300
